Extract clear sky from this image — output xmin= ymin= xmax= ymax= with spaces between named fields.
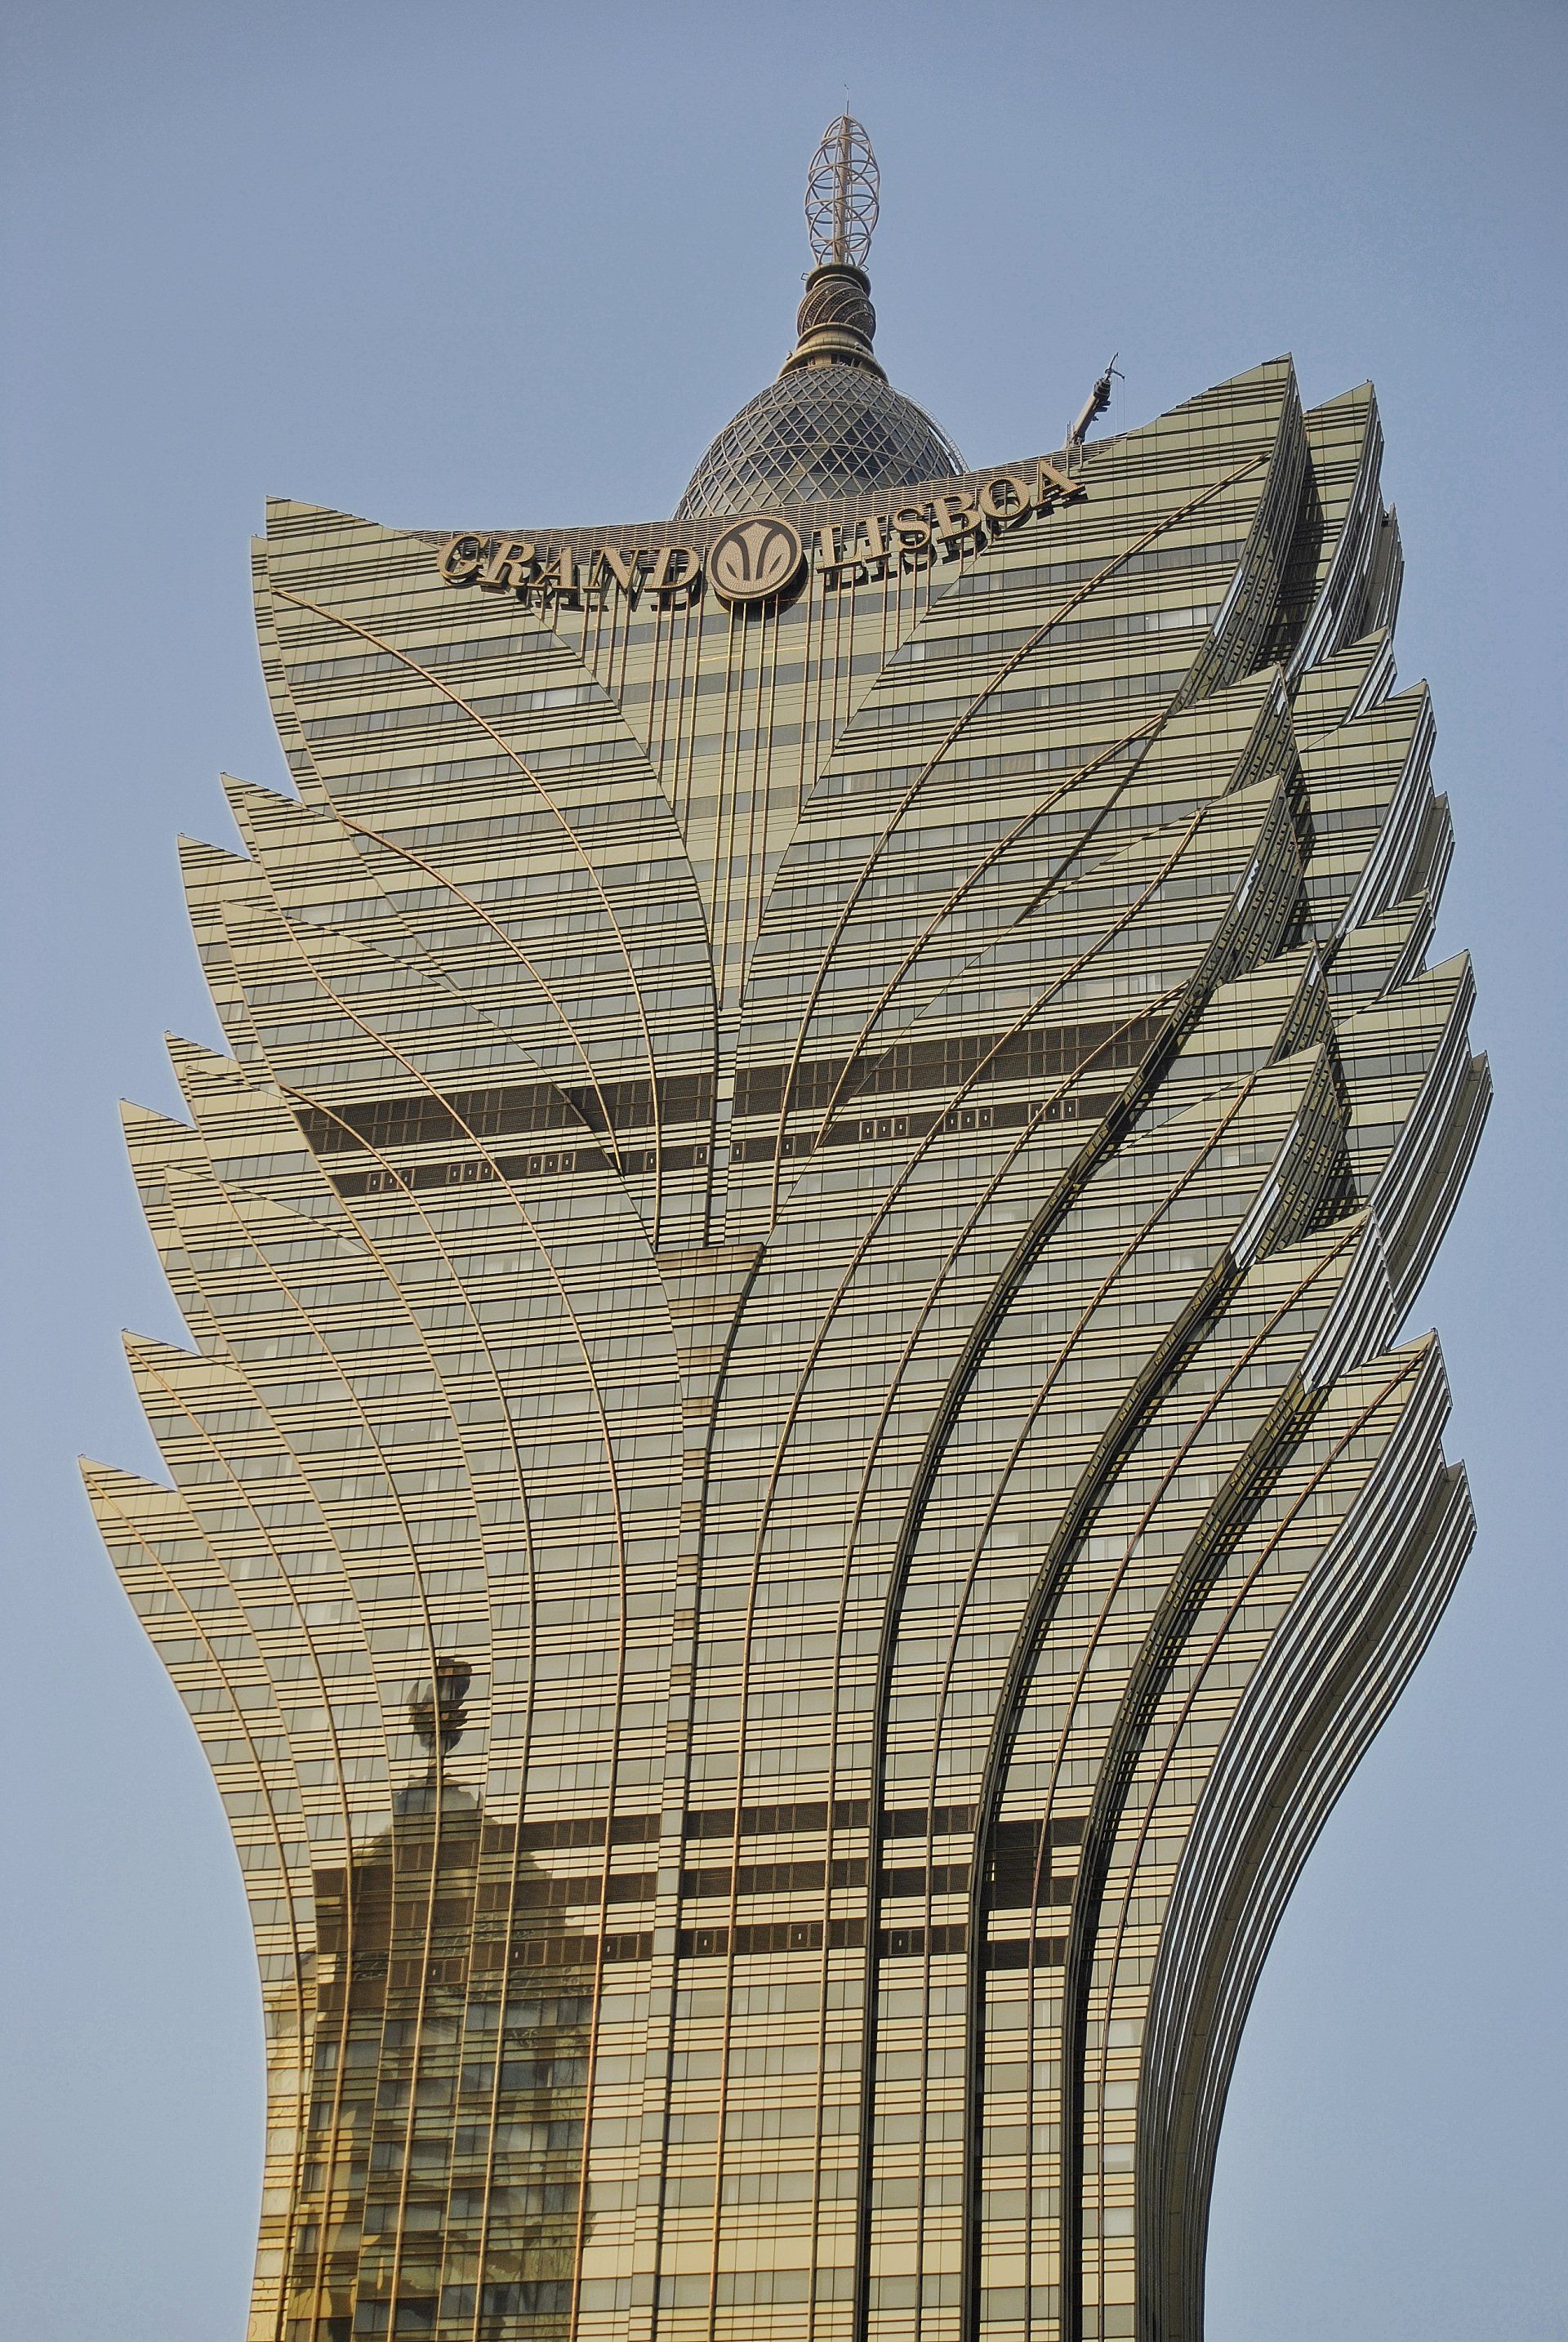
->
xmin=2 ymin=2 xmax=1563 ymax=2335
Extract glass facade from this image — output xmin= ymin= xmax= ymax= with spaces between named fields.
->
xmin=87 ymin=169 xmax=1486 ymax=2342
xmin=676 ymin=363 xmax=966 ymax=518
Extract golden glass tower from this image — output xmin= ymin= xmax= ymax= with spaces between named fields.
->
xmin=87 ymin=116 xmax=1487 ymax=2342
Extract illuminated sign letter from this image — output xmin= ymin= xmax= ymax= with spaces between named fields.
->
xmin=479 ymin=539 xmax=537 ymax=591
xmin=890 ymin=506 xmax=932 ymax=551
xmin=645 ymin=546 xmax=702 ymax=596
xmin=438 ymin=534 xmax=486 ymax=584
xmin=1034 ymin=457 xmax=1085 ymax=506
xmin=977 ymin=473 xmax=1031 ymax=523
xmin=929 ymin=492 xmax=982 ymax=549
xmin=533 ymin=547 xmax=581 ymax=600
xmin=595 ymin=547 xmax=644 ymax=596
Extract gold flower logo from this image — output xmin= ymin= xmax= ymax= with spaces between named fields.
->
xmin=707 ymin=514 xmax=806 ymax=603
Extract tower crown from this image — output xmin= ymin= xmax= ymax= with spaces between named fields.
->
xmin=804 ymin=112 xmax=879 ymax=268
xmin=785 ymin=114 xmax=884 ymax=376
xmin=675 ymin=112 xmax=964 ymax=516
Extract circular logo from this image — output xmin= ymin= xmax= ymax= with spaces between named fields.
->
xmin=707 ymin=514 xmax=806 ymax=603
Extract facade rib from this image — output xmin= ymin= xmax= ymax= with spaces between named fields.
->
xmin=87 ymin=354 xmax=1486 ymax=2342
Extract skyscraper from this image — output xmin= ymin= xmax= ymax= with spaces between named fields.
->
xmin=86 ymin=114 xmax=1486 ymax=2342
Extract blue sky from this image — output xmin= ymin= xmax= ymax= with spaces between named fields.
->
xmin=2 ymin=3 xmax=1564 ymax=2335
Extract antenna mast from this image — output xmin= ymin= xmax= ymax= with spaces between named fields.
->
xmin=1067 ymin=353 xmax=1123 ymax=450
xmin=805 ymin=114 xmax=880 ymax=271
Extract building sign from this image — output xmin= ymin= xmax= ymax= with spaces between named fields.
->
xmin=707 ymin=514 xmax=806 ymax=602
xmin=434 ymin=458 xmax=1083 ymax=608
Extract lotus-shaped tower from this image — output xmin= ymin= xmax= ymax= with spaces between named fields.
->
xmin=87 ymin=113 xmax=1485 ymax=2342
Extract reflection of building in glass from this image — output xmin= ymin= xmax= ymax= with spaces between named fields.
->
xmin=275 ymin=1666 xmax=598 ymax=2339
xmin=87 ymin=114 xmax=1486 ymax=2342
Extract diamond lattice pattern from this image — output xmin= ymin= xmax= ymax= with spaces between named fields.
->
xmin=676 ymin=365 xmax=965 ymax=517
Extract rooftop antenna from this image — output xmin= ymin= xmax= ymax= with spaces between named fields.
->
xmin=805 ymin=111 xmax=880 ymax=269
xmin=1067 ymin=353 xmax=1123 ymax=450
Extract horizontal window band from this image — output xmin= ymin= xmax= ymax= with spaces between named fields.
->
xmin=732 ymin=1013 xmax=1165 ymax=1121
xmin=952 ymin=534 xmax=1247 ymax=600
xmin=516 ymin=1813 xmax=661 ymax=1850
xmin=684 ymin=1796 xmax=875 ymax=1838
xmin=884 ymin=1863 xmax=971 ymax=1898
xmin=326 ymin=1142 xmax=705 ymax=1198
xmin=322 ymin=1930 xmax=653 ymax=1983
xmin=684 ymin=1797 xmax=988 ymax=1840
xmin=309 ymin=1817 xmax=662 ymax=1895
xmin=509 ymin=1930 xmax=653 ymax=1968
xmin=299 ymin=1071 xmax=714 ymax=1155
xmin=992 ymin=1876 xmax=1074 ymax=1910
xmin=296 ymin=1014 xmax=1166 ymax=1164
xmin=683 ymin=1858 xmax=867 ymax=1896
xmin=323 ymin=1094 xmax=1120 ymax=1196
xmin=679 ymin=1801 xmax=1084 ymax=1849
xmin=676 ymin=1859 xmax=1071 ymax=1906
xmin=318 ymin=1880 xmax=660 ymax=1944
xmin=881 ymin=1924 xmax=971 ymax=1960
xmin=329 ymin=1145 xmax=610 ymax=1195
xmin=674 ymin=1921 xmax=1047 ymax=1962
xmin=679 ymin=1918 xmax=866 ymax=1957
xmin=306 ymin=1926 xmax=1078 ymax=2010
xmin=733 ymin=1089 xmax=1119 ymax=1164
xmin=991 ymin=1817 xmax=1085 ymax=1906
xmin=881 ymin=1802 xmax=981 ymax=1841
xmin=679 ymin=1859 xmax=973 ymax=1899
xmin=493 ymin=1872 xmax=657 ymax=1908
xmin=314 ymin=1809 xmax=1084 ymax=1895
xmin=983 ymin=1934 xmax=1067 ymax=1970
xmin=323 ymin=1919 xmax=1060 ymax=1975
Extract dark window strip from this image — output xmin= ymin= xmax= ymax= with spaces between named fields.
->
xmin=506 ymin=1930 xmax=654 ymax=1969
xmin=810 ymin=1089 xmax=1117 ymax=1158
xmin=880 ymin=1863 xmax=972 ymax=1899
xmin=684 ymin=1797 xmax=872 ymax=1840
xmin=324 ymin=1107 xmax=1120 ymax=1197
xmin=985 ymin=1935 xmax=1068 ymax=1970
xmin=880 ymin=1924 xmax=971 ymax=1959
xmin=320 ymin=1812 xmax=662 ymax=1864
xmin=679 ymin=1860 xmax=972 ymax=1901
xmin=298 ymin=1070 xmax=714 ymax=1157
xmin=677 ymin=1918 xmax=866 ymax=1958
xmin=514 ymin=1813 xmax=661 ymax=1851
xmin=989 ymin=1816 xmax=1086 ymax=1908
xmin=328 ymin=1140 xmax=708 ymax=1198
xmin=675 ymin=1921 xmax=985 ymax=1961
xmin=684 ymin=1800 xmax=982 ymax=1841
xmin=680 ymin=1858 xmax=868 ymax=1899
xmin=296 ymin=1014 xmax=1165 ymax=1165
xmin=732 ymin=1013 xmax=1165 ymax=1121
xmin=880 ymin=1803 xmax=979 ymax=1840
xmin=494 ymin=1873 xmax=657 ymax=1910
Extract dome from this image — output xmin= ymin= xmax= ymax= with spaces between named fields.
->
xmin=676 ymin=363 xmax=966 ymax=519
xmin=675 ymin=116 xmax=964 ymax=520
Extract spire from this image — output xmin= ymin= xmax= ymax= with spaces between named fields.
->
xmin=675 ymin=110 xmax=964 ymax=516
xmin=782 ymin=114 xmax=885 ymax=379
xmin=409 ymin=1658 xmax=470 ymax=1754
xmin=805 ymin=112 xmax=880 ymax=268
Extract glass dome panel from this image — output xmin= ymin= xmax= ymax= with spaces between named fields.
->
xmin=676 ymin=365 xmax=966 ymax=519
